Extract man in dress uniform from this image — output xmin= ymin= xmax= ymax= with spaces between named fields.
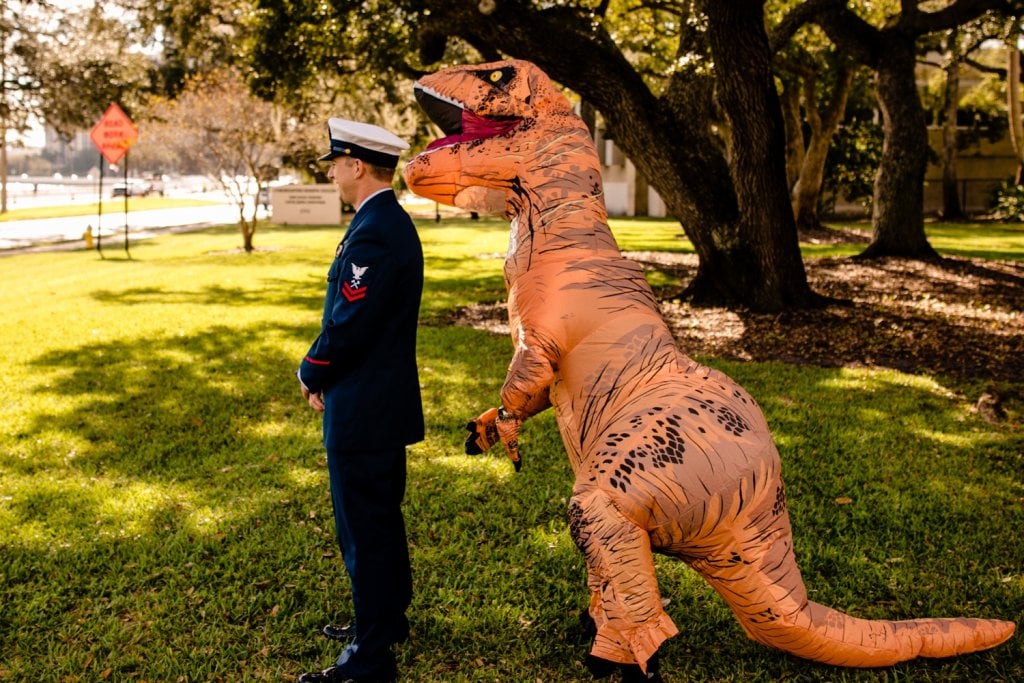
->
xmin=297 ymin=118 xmax=424 ymax=683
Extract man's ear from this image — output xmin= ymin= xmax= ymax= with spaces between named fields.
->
xmin=352 ymin=158 xmax=366 ymax=179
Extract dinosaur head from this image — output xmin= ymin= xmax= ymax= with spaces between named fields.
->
xmin=413 ymin=59 xmax=573 ymax=147
xmin=407 ymin=60 xmax=616 ymax=276
xmin=404 ymin=59 xmax=578 ymax=212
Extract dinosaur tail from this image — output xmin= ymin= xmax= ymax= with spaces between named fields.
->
xmin=678 ymin=458 xmax=1015 ymax=667
xmin=702 ymin=558 xmax=1016 ymax=667
xmin=744 ymin=600 xmax=1016 ymax=667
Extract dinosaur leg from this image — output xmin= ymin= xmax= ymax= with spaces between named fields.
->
xmin=667 ymin=457 xmax=1015 ymax=667
xmin=569 ymin=488 xmax=679 ymax=673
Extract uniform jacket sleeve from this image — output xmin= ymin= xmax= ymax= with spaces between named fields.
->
xmin=298 ymin=226 xmax=393 ymax=394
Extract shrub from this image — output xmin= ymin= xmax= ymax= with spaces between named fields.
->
xmin=991 ymin=181 xmax=1024 ymax=221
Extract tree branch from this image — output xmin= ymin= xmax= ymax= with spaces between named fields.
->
xmin=902 ymin=0 xmax=1013 ymax=34
xmin=803 ymin=0 xmax=883 ymax=67
xmin=770 ymin=0 xmax=834 ymax=53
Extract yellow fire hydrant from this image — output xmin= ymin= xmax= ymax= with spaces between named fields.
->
xmin=83 ymin=228 xmax=94 ymax=249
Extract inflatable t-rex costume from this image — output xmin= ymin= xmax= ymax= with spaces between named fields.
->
xmin=404 ymin=60 xmax=1015 ymax=675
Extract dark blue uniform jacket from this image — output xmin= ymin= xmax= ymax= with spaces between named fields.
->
xmin=299 ymin=190 xmax=425 ymax=451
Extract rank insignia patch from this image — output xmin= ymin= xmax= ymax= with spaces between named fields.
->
xmin=342 ymin=263 xmax=369 ymax=302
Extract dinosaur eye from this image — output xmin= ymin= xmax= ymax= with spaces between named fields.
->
xmin=473 ymin=66 xmax=515 ymax=88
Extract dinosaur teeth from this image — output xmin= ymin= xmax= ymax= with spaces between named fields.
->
xmin=414 ymin=85 xmax=465 ymax=132
xmin=414 ymin=83 xmax=465 ymax=111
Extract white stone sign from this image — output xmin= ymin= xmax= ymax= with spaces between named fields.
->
xmin=270 ymin=184 xmax=341 ymax=225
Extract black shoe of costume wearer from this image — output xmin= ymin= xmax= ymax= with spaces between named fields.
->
xmin=620 ymin=662 xmax=663 ymax=682
xmin=584 ymin=654 xmax=616 ymax=678
xmin=296 ymin=665 xmax=396 ymax=683
xmin=576 ymin=609 xmax=598 ymax=644
xmin=585 ymin=653 xmax=662 ymax=682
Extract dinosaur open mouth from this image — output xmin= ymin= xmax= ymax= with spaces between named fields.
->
xmin=415 ymin=84 xmax=521 ymax=150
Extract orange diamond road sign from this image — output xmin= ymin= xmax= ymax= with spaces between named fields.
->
xmin=89 ymin=103 xmax=139 ymax=164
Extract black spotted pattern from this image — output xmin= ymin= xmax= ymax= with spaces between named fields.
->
xmin=589 ymin=406 xmax=689 ymax=492
xmin=705 ymin=550 xmax=753 ymax=570
xmin=567 ymin=497 xmax=587 ymax=551
xmin=772 ymin=485 xmax=787 ymax=517
xmin=689 ymin=394 xmax=751 ymax=437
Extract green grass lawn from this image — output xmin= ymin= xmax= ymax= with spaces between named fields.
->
xmin=0 ymin=218 xmax=1020 ymax=681
xmin=798 ymin=219 xmax=1024 ymax=260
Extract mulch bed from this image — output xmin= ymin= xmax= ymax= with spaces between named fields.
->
xmin=452 ymin=252 xmax=1024 ymax=393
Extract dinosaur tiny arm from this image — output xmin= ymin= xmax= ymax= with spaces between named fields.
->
xmin=463 ymin=406 xmax=532 ymax=471
xmin=500 ymin=324 xmax=556 ymax=420
xmin=465 ymin=325 xmax=556 ymax=472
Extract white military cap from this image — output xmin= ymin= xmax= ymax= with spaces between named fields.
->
xmin=318 ymin=118 xmax=410 ymax=168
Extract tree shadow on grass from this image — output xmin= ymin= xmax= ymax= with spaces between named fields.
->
xmin=3 ymin=318 xmax=350 ymax=677
xmin=17 ymin=322 xmax=315 ymax=480
xmin=3 ymin=323 xmax=1021 ymax=681
xmin=90 ymin=279 xmax=325 ymax=310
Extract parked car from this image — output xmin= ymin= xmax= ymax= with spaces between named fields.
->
xmin=147 ymin=175 xmax=166 ymax=197
xmin=111 ymin=180 xmax=153 ymax=198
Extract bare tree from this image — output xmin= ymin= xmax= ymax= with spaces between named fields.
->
xmin=144 ymin=69 xmax=283 ymax=252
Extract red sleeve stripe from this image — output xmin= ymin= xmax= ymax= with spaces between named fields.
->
xmin=342 ymin=282 xmax=367 ymax=302
xmin=304 ymin=356 xmax=331 ymax=366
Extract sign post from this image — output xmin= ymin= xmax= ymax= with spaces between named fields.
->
xmin=89 ymin=103 xmax=139 ymax=258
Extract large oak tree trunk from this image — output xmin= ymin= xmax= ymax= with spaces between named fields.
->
xmin=809 ymin=0 xmax=1006 ymax=259
xmin=861 ymin=40 xmax=939 ymax=259
xmin=703 ymin=0 xmax=819 ymax=309
xmin=941 ymin=34 xmax=965 ymax=220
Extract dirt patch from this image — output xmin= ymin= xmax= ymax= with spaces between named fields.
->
xmin=450 ymin=252 xmax=1024 ymax=385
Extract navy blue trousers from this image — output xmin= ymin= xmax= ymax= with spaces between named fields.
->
xmin=326 ymin=447 xmax=411 ymax=679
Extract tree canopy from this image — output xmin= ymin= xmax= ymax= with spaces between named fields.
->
xmin=231 ymin=0 xmax=1021 ymax=309
xmin=1 ymin=0 xmax=151 ymax=211
xmin=31 ymin=0 xmax=1024 ymax=309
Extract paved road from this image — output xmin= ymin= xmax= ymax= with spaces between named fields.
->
xmin=0 ymin=202 xmax=257 ymax=252
xmin=0 ymin=191 xmax=465 ymax=254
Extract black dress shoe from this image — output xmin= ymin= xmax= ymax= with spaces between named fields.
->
xmin=297 ymin=665 xmax=395 ymax=683
xmin=297 ymin=667 xmax=346 ymax=683
xmin=322 ymin=623 xmax=356 ymax=641
xmin=323 ymin=621 xmax=409 ymax=645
